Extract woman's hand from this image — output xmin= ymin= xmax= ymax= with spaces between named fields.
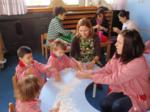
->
xmin=113 ymin=27 xmax=121 ymax=33
xmin=49 ymin=101 xmax=60 ymax=112
xmin=76 ymin=71 xmax=92 ymax=79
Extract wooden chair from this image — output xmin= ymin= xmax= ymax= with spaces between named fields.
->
xmin=41 ymin=33 xmax=49 ymax=59
xmin=8 ymin=103 xmax=15 ymax=112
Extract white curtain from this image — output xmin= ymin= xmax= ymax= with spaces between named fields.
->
xmin=112 ymin=0 xmax=127 ymax=10
xmin=0 ymin=0 xmax=27 ymax=15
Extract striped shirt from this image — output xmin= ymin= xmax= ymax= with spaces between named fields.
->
xmin=47 ymin=16 xmax=70 ymax=44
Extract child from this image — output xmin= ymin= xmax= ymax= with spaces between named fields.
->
xmin=47 ymin=40 xmax=83 ymax=81
xmin=16 ymin=46 xmax=58 ymax=84
xmin=91 ymin=8 xmax=109 ymax=42
xmin=16 ymin=75 xmax=60 ymax=112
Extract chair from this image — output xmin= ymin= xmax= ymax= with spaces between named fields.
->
xmin=8 ymin=103 xmax=15 ymax=112
xmin=41 ymin=33 xmax=49 ymax=59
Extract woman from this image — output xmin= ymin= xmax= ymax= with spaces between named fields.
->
xmin=70 ymin=18 xmax=101 ymax=69
xmin=113 ymin=10 xmax=139 ymax=34
xmin=47 ymin=6 xmax=72 ymax=44
xmin=77 ymin=30 xmax=150 ymax=112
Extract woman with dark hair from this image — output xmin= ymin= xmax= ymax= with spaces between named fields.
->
xmin=70 ymin=18 xmax=101 ymax=69
xmin=47 ymin=6 xmax=72 ymax=44
xmin=76 ymin=30 xmax=150 ymax=112
xmin=113 ymin=10 xmax=139 ymax=34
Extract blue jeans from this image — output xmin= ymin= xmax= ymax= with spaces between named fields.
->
xmin=101 ymin=92 xmax=132 ymax=112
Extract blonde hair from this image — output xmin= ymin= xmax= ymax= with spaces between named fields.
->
xmin=50 ymin=40 xmax=67 ymax=51
xmin=75 ymin=18 xmax=94 ymax=38
xmin=16 ymin=75 xmax=41 ymax=101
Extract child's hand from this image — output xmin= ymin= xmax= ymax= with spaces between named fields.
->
xmin=55 ymin=74 xmax=61 ymax=82
xmin=77 ymin=61 xmax=84 ymax=70
xmin=86 ymin=62 xmax=95 ymax=70
xmin=25 ymin=67 xmax=34 ymax=75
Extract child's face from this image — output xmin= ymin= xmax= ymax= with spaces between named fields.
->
xmin=97 ymin=14 xmax=103 ymax=20
xmin=53 ymin=47 xmax=65 ymax=57
xmin=20 ymin=53 xmax=33 ymax=65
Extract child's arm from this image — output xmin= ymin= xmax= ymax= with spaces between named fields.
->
xmin=70 ymin=58 xmax=84 ymax=70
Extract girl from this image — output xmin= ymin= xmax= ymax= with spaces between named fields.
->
xmin=47 ymin=40 xmax=83 ymax=81
xmin=16 ymin=75 xmax=59 ymax=112
xmin=91 ymin=8 xmax=109 ymax=42
xmin=71 ymin=18 xmax=101 ymax=69
xmin=77 ymin=30 xmax=150 ymax=112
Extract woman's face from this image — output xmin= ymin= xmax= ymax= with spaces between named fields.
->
xmin=118 ymin=16 xmax=127 ymax=23
xmin=115 ymin=34 xmax=124 ymax=55
xmin=78 ymin=26 xmax=90 ymax=39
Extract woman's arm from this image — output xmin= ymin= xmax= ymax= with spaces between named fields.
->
xmin=92 ymin=58 xmax=147 ymax=85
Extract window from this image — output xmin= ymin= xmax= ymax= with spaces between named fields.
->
xmin=63 ymin=0 xmax=79 ymax=5
xmin=25 ymin=0 xmax=79 ymax=6
xmin=25 ymin=0 xmax=51 ymax=6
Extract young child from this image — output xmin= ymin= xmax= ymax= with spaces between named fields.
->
xmin=47 ymin=40 xmax=83 ymax=81
xmin=15 ymin=46 xmax=58 ymax=84
xmin=16 ymin=75 xmax=60 ymax=112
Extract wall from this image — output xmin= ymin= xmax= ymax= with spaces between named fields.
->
xmin=0 ymin=12 xmax=53 ymax=54
xmin=126 ymin=0 xmax=150 ymax=41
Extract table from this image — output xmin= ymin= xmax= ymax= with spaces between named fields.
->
xmin=39 ymin=68 xmax=99 ymax=112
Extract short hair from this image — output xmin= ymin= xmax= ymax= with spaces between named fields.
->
xmin=50 ymin=40 xmax=67 ymax=51
xmin=76 ymin=18 xmax=94 ymax=37
xmin=17 ymin=46 xmax=32 ymax=58
xmin=116 ymin=30 xmax=145 ymax=64
xmin=118 ymin=10 xmax=129 ymax=19
xmin=53 ymin=6 xmax=66 ymax=16
xmin=16 ymin=75 xmax=41 ymax=101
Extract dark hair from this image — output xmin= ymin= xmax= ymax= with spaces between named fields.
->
xmin=16 ymin=75 xmax=41 ymax=101
xmin=96 ymin=8 xmax=105 ymax=16
xmin=116 ymin=30 xmax=145 ymax=64
xmin=17 ymin=46 xmax=32 ymax=58
xmin=54 ymin=6 xmax=66 ymax=16
xmin=118 ymin=10 xmax=129 ymax=19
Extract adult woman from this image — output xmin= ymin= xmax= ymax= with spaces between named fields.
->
xmin=70 ymin=18 xmax=101 ymax=69
xmin=113 ymin=10 xmax=139 ymax=34
xmin=47 ymin=6 xmax=72 ymax=44
xmin=77 ymin=30 xmax=150 ymax=112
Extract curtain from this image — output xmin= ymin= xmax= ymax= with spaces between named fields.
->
xmin=0 ymin=0 xmax=27 ymax=15
xmin=112 ymin=0 xmax=127 ymax=10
